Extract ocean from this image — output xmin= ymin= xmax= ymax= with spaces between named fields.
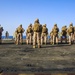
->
xmin=2 ymin=36 xmax=50 ymax=39
xmin=2 ymin=36 xmax=26 ymax=39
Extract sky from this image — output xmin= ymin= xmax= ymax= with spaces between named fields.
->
xmin=0 ymin=0 xmax=75 ymax=36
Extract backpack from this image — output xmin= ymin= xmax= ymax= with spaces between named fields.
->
xmin=33 ymin=23 xmax=40 ymax=32
xmin=53 ymin=27 xmax=59 ymax=33
xmin=0 ymin=27 xmax=3 ymax=32
xmin=17 ymin=27 xmax=22 ymax=33
xmin=69 ymin=27 xmax=74 ymax=33
xmin=42 ymin=27 xmax=47 ymax=33
xmin=27 ymin=27 xmax=32 ymax=33
xmin=74 ymin=27 xmax=75 ymax=31
xmin=62 ymin=27 xmax=66 ymax=31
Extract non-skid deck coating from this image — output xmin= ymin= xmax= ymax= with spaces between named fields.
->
xmin=0 ymin=40 xmax=75 ymax=73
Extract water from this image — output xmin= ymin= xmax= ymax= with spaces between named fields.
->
xmin=2 ymin=36 xmax=50 ymax=39
xmin=2 ymin=36 xmax=26 ymax=39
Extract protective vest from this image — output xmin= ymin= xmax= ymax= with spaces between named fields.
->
xmin=17 ymin=27 xmax=24 ymax=33
xmin=68 ymin=26 xmax=74 ymax=33
xmin=0 ymin=27 xmax=3 ymax=32
xmin=53 ymin=27 xmax=59 ymax=33
xmin=27 ymin=27 xmax=32 ymax=33
xmin=62 ymin=27 xmax=66 ymax=31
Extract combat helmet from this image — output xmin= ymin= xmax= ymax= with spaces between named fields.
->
xmin=64 ymin=25 xmax=67 ymax=27
xmin=20 ymin=24 xmax=22 ymax=27
xmin=54 ymin=23 xmax=57 ymax=26
xmin=34 ymin=18 xmax=39 ymax=23
xmin=70 ymin=22 xmax=73 ymax=26
xmin=43 ymin=24 xmax=46 ymax=27
xmin=29 ymin=23 xmax=32 ymax=27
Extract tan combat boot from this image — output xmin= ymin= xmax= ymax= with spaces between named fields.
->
xmin=38 ymin=45 xmax=41 ymax=48
xmin=33 ymin=45 xmax=36 ymax=48
xmin=52 ymin=42 xmax=54 ymax=45
xmin=69 ymin=42 xmax=71 ymax=45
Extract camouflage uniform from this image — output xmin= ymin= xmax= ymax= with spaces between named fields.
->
xmin=14 ymin=30 xmax=18 ymax=44
xmin=0 ymin=25 xmax=4 ymax=44
xmin=16 ymin=24 xmax=25 ymax=45
xmin=50 ymin=31 xmax=53 ymax=44
xmin=33 ymin=19 xmax=42 ymax=48
xmin=41 ymin=24 xmax=48 ymax=45
xmin=61 ymin=26 xmax=67 ymax=43
xmin=74 ymin=27 xmax=75 ymax=42
xmin=26 ymin=24 xmax=33 ymax=45
xmin=67 ymin=23 xmax=74 ymax=45
xmin=52 ymin=24 xmax=59 ymax=45
xmin=39 ymin=24 xmax=42 ymax=45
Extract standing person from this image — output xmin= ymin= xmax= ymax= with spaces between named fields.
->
xmin=26 ymin=24 xmax=33 ymax=45
xmin=13 ymin=30 xmax=18 ymax=44
xmin=73 ymin=26 xmax=75 ymax=42
xmin=39 ymin=24 xmax=42 ymax=45
xmin=61 ymin=26 xmax=67 ymax=43
xmin=33 ymin=19 xmax=42 ymax=48
xmin=50 ymin=31 xmax=53 ymax=44
xmin=52 ymin=24 xmax=59 ymax=45
xmin=5 ymin=31 xmax=9 ymax=39
xmin=67 ymin=23 xmax=74 ymax=45
xmin=0 ymin=25 xmax=4 ymax=44
xmin=41 ymin=24 xmax=48 ymax=45
xmin=16 ymin=24 xmax=25 ymax=45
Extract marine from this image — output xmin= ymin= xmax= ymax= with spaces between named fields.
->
xmin=52 ymin=24 xmax=59 ymax=45
xmin=50 ymin=30 xmax=53 ymax=44
xmin=61 ymin=25 xmax=67 ymax=43
xmin=15 ymin=24 xmax=25 ymax=45
xmin=0 ymin=25 xmax=4 ymax=44
xmin=32 ymin=19 xmax=42 ymax=48
xmin=41 ymin=24 xmax=48 ymax=45
xmin=26 ymin=24 xmax=33 ymax=45
xmin=13 ymin=30 xmax=18 ymax=44
xmin=74 ymin=26 xmax=75 ymax=42
xmin=67 ymin=23 xmax=74 ymax=45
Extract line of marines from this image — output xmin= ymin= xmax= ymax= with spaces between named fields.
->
xmin=0 ymin=19 xmax=75 ymax=48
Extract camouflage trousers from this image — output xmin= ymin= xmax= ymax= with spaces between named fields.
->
xmin=61 ymin=35 xmax=67 ymax=43
xmin=69 ymin=33 xmax=74 ymax=44
xmin=0 ymin=35 xmax=2 ymax=44
xmin=0 ymin=32 xmax=2 ymax=44
xmin=14 ymin=33 xmax=17 ymax=44
xmin=50 ymin=33 xmax=53 ymax=44
xmin=41 ymin=33 xmax=47 ymax=45
xmin=52 ymin=34 xmax=58 ymax=44
xmin=16 ymin=33 xmax=23 ymax=45
xmin=26 ymin=33 xmax=32 ymax=44
xmin=33 ymin=32 xmax=41 ymax=48
xmin=50 ymin=36 xmax=53 ymax=44
xmin=73 ymin=32 xmax=75 ymax=41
